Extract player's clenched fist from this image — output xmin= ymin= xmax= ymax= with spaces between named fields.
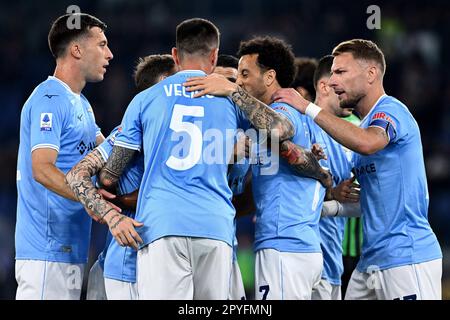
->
xmin=104 ymin=210 xmax=143 ymax=250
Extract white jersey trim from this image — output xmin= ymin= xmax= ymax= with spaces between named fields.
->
xmin=31 ymin=143 xmax=60 ymax=153
xmin=114 ymin=141 xmax=141 ymax=152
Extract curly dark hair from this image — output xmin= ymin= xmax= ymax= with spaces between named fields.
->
xmin=237 ymin=36 xmax=296 ymax=88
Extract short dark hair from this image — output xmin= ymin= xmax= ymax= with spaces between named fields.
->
xmin=217 ymin=54 xmax=238 ymax=69
xmin=134 ymin=54 xmax=176 ymax=92
xmin=176 ymin=18 xmax=220 ymax=58
xmin=332 ymin=39 xmax=386 ymax=75
xmin=292 ymin=57 xmax=318 ymax=100
xmin=237 ymin=36 xmax=296 ymax=88
xmin=48 ymin=13 xmax=107 ymax=59
xmin=313 ymin=55 xmax=334 ymax=90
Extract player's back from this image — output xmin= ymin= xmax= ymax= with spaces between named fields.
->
xmin=116 ymin=70 xmax=246 ymax=248
xmin=16 ymin=77 xmax=98 ymax=263
xmin=355 ymin=95 xmax=442 ymax=271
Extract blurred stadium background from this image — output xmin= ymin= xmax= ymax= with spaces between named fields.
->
xmin=1 ymin=0 xmax=449 ymax=299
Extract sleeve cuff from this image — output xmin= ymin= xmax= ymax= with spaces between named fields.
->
xmin=31 ymin=143 xmax=60 ymax=153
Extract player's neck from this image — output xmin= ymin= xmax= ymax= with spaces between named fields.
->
xmin=357 ymin=84 xmax=385 ymax=119
xmin=53 ymin=61 xmax=86 ymax=95
xmin=178 ymin=61 xmax=213 ymax=74
xmin=265 ymin=84 xmax=281 ymax=105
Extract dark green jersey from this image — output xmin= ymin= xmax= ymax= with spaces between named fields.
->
xmin=341 ymin=113 xmax=363 ymax=257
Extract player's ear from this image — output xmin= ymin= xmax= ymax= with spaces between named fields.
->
xmin=210 ymin=48 xmax=219 ymax=68
xmin=319 ymin=80 xmax=329 ymax=96
xmin=69 ymin=42 xmax=82 ymax=59
xmin=172 ymin=47 xmax=181 ymax=67
xmin=264 ymin=69 xmax=276 ymax=87
xmin=367 ymin=65 xmax=378 ymax=84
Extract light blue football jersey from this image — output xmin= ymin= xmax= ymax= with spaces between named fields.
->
xmin=114 ymin=70 xmax=249 ymax=247
xmin=354 ymin=94 xmax=442 ymax=272
xmin=314 ymin=128 xmax=353 ymax=285
xmin=252 ymin=102 xmax=325 ymax=253
xmin=96 ymin=126 xmax=144 ymax=283
xmin=16 ymin=76 xmax=101 ymax=263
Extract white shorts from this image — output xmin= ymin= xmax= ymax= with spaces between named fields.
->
xmin=137 ymin=236 xmax=232 ymax=300
xmin=86 ymin=260 xmax=107 ymax=300
xmin=255 ymin=249 xmax=323 ymax=300
xmin=312 ymin=279 xmax=342 ymax=300
xmin=15 ymin=260 xmax=85 ymax=300
xmin=228 ymin=260 xmax=246 ymax=300
xmin=105 ymin=278 xmax=138 ymax=300
xmin=345 ymin=259 xmax=442 ymax=300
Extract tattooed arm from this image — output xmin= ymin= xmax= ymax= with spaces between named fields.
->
xmin=183 ymin=73 xmax=294 ymax=141
xmin=99 ymin=146 xmax=137 ymax=190
xmin=66 ymin=148 xmax=143 ymax=249
xmin=230 ymin=86 xmax=295 ymax=141
xmin=66 ymin=149 xmax=118 ymax=222
xmin=280 ymin=140 xmax=333 ymax=189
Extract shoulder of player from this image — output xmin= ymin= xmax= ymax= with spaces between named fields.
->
xmin=32 ymin=79 xmax=73 ymax=105
xmin=372 ymin=95 xmax=413 ymax=123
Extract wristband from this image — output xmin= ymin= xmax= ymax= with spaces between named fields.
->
xmin=305 ymin=103 xmax=322 ymax=120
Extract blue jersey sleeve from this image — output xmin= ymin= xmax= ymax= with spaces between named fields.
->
xmin=271 ymin=102 xmax=299 ymax=137
xmin=115 ymin=96 xmax=143 ymax=151
xmin=97 ymin=126 xmax=121 ymax=161
xmin=30 ymin=95 xmax=68 ymax=153
xmin=368 ymin=105 xmax=403 ymax=144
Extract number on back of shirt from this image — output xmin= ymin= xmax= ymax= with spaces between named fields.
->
xmin=166 ymin=104 xmax=204 ymax=171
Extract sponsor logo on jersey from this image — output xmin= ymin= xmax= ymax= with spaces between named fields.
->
xmin=354 ymin=163 xmax=377 ymax=177
xmin=40 ymin=113 xmax=53 ymax=131
xmin=77 ymin=140 xmax=96 ymax=155
xmin=44 ymin=94 xmax=58 ymax=99
xmin=370 ymin=112 xmax=396 ymax=128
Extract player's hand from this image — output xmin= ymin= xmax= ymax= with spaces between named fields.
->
xmin=332 ymin=176 xmax=360 ymax=203
xmin=104 ymin=210 xmax=144 ymax=250
xmin=272 ymin=88 xmax=310 ymax=114
xmin=320 ymin=168 xmax=333 ymax=190
xmin=311 ymin=143 xmax=327 ymax=161
xmin=115 ymin=189 xmax=139 ymax=211
xmin=183 ymin=73 xmax=238 ymax=98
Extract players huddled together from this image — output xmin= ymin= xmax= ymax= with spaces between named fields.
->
xmin=14 ymin=13 xmax=442 ymax=300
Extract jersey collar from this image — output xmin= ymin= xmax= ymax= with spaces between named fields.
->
xmin=360 ymin=94 xmax=388 ymax=125
xmin=47 ymin=76 xmax=81 ymax=97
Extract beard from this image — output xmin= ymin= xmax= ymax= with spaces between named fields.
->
xmin=339 ymin=93 xmax=364 ymax=109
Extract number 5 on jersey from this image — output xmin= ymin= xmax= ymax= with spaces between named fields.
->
xmin=166 ymin=104 xmax=204 ymax=171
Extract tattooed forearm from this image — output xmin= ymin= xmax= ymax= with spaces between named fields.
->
xmin=280 ymin=140 xmax=332 ymax=188
xmin=230 ymin=86 xmax=294 ymax=141
xmin=99 ymin=146 xmax=136 ymax=189
xmin=66 ymin=149 xmax=117 ymax=221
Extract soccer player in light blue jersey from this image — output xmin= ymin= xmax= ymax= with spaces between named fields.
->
xmin=185 ymin=36 xmax=334 ymax=300
xmin=15 ymin=13 xmax=113 ymax=300
xmin=66 ymin=54 xmax=177 ymax=300
xmin=273 ymin=39 xmax=442 ymax=300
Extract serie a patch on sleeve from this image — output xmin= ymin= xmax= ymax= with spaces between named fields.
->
xmin=40 ymin=113 xmax=53 ymax=131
